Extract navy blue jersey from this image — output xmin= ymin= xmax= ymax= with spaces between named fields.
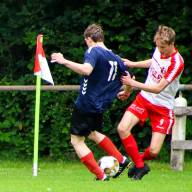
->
xmin=75 ymin=46 xmax=128 ymax=113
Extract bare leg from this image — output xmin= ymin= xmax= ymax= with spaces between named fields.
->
xmin=71 ymin=134 xmax=90 ymax=158
xmin=142 ymin=132 xmax=166 ymax=160
xmin=70 ymin=134 xmax=104 ymax=180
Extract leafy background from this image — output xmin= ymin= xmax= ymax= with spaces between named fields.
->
xmin=0 ymin=0 xmax=192 ymax=161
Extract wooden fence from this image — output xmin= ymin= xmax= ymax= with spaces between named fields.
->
xmin=0 ymin=85 xmax=80 ymax=91
xmin=171 ymin=93 xmax=192 ymax=171
xmin=0 ymin=84 xmax=192 ymax=170
xmin=0 ymin=83 xmax=191 ymax=91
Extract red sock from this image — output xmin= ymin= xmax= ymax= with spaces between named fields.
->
xmin=98 ymin=136 xmax=124 ymax=163
xmin=81 ymin=152 xmax=104 ymax=180
xmin=122 ymin=134 xmax=144 ymax=168
xmin=141 ymin=147 xmax=158 ymax=160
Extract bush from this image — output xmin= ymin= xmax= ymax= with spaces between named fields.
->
xmin=0 ymin=0 xmax=192 ymax=161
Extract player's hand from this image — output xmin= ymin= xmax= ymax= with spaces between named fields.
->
xmin=51 ymin=53 xmax=66 ymax=64
xmin=121 ymin=75 xmax=135 ymax=86
xmin=117 ymin=90 xmax=131 ymax=101
xmin=122 ymin=58 xmax=135 ymax=68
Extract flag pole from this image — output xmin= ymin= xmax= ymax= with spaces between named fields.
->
xmin=33 ymin=34 xmax=54 ymax=176
xmin=33 ymin=74 xmax=41 ymax=176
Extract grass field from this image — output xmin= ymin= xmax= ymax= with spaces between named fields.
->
xmin=0 ymin=160 xmax=192 ymax=192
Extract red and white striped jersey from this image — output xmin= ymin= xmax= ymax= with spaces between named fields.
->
xmin=141 ymin=47 xmax=184 ymax=109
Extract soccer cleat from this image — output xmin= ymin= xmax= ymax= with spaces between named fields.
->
xmin=113 ymin=157 xmax=132 ymax=178
xmin=132 ymin=163 xmax=150 ymax=180
xmin=128 ymin=165 xmax=137 ymax=178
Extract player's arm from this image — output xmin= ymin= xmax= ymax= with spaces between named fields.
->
xmin=51 ymin=52 xmax=93 ymax=75
xmin=121 ymin=76 xmax=169 ymax=94
xmin=122 ymin=58 xmax=152 ymax=68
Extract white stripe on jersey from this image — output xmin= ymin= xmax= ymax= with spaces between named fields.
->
xmin=166 ymin=54 xmax=184 ymax=82
xmin=167 ymin=110 xmax=174 ymax=134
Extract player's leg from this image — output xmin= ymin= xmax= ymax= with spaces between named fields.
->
xmin=130 ymin=102 xmax=174 ymax=180
xmin=118 ymin=111 xmax=144 ymax=169
xmin=71 ymin=134 xmax=90 ymax=157
xmin=141 ymin=105 xmax=174 ymax=161
xmin=118 ymin=95 xmax=150 ymax=180
xmin=131 ymin=133 xmax=165 ymax=180
xmin=141 ymin=132 xmax=166 ymax=160
xmin=71 ymin=134 xmax=107 ymax=180
xmin=70 ymin=107 xmax=107 ymax=181
xmin=88 ymin=131 xmax=131 ymax=177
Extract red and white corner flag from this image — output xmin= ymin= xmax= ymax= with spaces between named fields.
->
xmin=34 ymin=34 xmax=54 ymax=85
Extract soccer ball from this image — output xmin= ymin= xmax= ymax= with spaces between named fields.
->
xmin=98 ymin=156 xmax=119 ymax=177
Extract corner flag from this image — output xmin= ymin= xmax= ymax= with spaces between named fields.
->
xmin=33 ymin=34 xmax=54 ymax=176
xmin=34 ymin=34 xmax=54 ymax=85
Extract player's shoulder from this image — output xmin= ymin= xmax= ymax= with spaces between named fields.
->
xmin=86 ymin=46 xmax=102 ymax=54
xmin=171 ymin=51 xmax=184 ymax=69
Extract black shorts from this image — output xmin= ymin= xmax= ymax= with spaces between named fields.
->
xmin=70 ymin=106 xmax=103 ymax=136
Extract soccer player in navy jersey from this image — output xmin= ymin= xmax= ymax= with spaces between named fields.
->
xmin=51 ymin=23 xmax=131 ymax=181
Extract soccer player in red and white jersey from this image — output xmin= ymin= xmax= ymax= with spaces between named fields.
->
xmin=117 ymin=25 xmax=184 ymax=180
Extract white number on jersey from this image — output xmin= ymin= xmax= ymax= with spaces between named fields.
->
xmin=108 ymin=61 xmax=118 ymax=82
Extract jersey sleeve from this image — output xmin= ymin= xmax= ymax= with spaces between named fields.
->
xmin=164 ymin=54 xmax=184 ymax=82
xmin=84 ymin=47 xmax=97 ymax=68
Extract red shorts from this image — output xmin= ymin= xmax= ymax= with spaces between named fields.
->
xmin=127 ymin=94 xmax=175 ymax=134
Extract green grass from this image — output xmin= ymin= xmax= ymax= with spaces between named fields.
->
xmin=0 ymin=160 xmax=192 ymax=192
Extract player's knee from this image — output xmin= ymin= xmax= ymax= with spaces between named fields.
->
xmin=88 ymin=131 xmax=104 ymax=142
xmin=70 ymin=135 xmax=84 ymax=147
xmin=117 ymin=123 xmax=131 ymax=137
xmin=88 ymin=131 xmax=98 ymax=141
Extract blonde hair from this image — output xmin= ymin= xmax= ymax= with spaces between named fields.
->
xmin=154 ymin=25 xmax=176 ymax=45
xmin=84 ymin=23 xmax=104 ymax=42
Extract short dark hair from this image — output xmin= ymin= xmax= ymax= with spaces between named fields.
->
xmin=84 ymin=23 xmax=104 ymax=42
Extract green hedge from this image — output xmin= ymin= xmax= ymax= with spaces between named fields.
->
xmin=0 ymin=0 xmax=192 ymax=161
